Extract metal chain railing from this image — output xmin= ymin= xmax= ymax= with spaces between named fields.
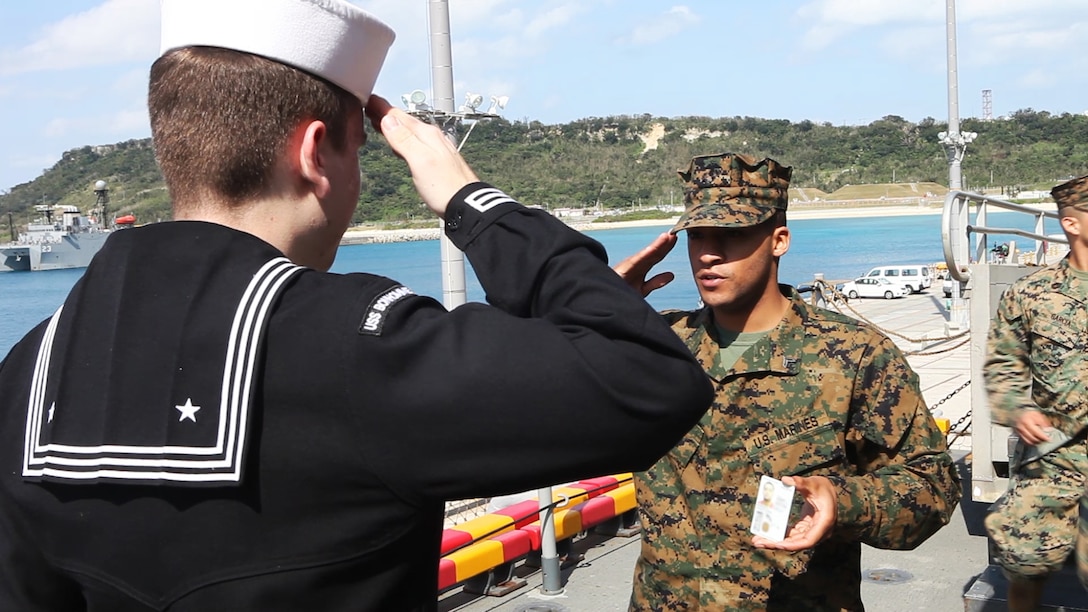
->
xmin=903 ymin=337 xmax=970 ymax=356
xmin=813 ymin=278 xmax=974 ymax=350
xmin=927 ymin=379 xmax=972 ymax=445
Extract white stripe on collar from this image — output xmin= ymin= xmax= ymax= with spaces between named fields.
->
xmin=22 ymin=257 xmax=303 ymax=484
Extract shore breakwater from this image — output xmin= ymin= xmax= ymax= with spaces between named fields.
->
xmin=341 ymin=227 xmax=442 ymax=245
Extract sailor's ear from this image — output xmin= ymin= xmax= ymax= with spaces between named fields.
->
xmin=296 ymin=119 xmax=331 ymax=199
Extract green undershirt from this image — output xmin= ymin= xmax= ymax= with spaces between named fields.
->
xmin=715 ymin=325 xmax=770 ymax=372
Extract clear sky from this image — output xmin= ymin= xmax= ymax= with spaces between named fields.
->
xmin=1 ymin=0 xmax=1087 ymax=193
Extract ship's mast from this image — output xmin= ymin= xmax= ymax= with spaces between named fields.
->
xmin=93 ymin=180 xmax=109 ymax=229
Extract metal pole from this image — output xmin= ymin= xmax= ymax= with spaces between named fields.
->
xmin=428 ymin=0 xmax=467 ymax=310
xmin=536 ymin=486 xmax=565 ymax=595
xmin=941 ymin=0 xmax=970 ymax=330
xmin=945 ymin=0 xmax=962 ymax=191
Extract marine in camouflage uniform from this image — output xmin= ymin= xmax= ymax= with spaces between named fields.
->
xmin=983 ymin=173 xmax=1088 ymax=604
xmin=623 ymin=153 xmax=962 ymax=611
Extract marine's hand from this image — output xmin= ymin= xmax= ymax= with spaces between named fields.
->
xmin=752 ymin=475 xmax=837 ymax=551
xmin=1015 ymin=409 xmax=1053 ymax=445
xmin=613 ymin=232 xmax=677 ymax=297
xmin=365 ymin=95 xmax=479 ymax=218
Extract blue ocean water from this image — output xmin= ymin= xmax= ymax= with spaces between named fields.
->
xmin=0 ymin=212 xmax=1062 ymax=357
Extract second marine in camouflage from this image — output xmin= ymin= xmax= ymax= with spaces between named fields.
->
xmin=984 ymin=173 xmax=1088 ymax=611
xmin=617 ymin=153 xmax=962 ymax=610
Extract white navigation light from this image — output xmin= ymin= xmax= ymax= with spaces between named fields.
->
xmin=486 ymin=95 xmax=509 ymax=115
xmin=402 ymin=90 xmax=429 ymax=112
xmin=464 ymin=92 xmax=484 ymax=111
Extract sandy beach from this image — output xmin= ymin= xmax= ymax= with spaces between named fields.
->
xmin=340 ymin=201 xmax=1058 ymax=245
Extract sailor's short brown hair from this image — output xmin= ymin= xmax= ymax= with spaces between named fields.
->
xmin=149 ymin=46 xmax=359 ymax=209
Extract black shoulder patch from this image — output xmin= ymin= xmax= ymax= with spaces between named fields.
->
xmin=359 ymin=284 xmax=415 ymax=336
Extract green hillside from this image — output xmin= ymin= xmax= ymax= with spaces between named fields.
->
xmin=2 ymin=109 xmax=1087 ymax=241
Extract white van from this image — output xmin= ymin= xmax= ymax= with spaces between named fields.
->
xmin=864 ymin=264 xmax=932 ymax=294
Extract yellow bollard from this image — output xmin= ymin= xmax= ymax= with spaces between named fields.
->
xmin=935 ymin=417 xmax=950 ymax=435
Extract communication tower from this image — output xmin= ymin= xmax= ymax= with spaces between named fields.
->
xmin=982 ymin=89 xmax=992 ymax=121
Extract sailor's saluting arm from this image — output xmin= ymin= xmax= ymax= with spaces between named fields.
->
xmin=365 ymin=95 xmax=476 ymax=218
xmin=359 ymin=95 xmax=713 ymax=500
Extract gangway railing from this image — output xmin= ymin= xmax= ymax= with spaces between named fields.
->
xmin=940 ymin=190 xmax=1068 ymax=505
xmin=941 ymin=190 xmax=1065 ymax=282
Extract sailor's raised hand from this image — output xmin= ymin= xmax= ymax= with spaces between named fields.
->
xmin=365 ymin=95 xmax=478 ymax=218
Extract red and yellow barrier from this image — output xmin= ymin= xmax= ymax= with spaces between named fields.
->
xmin=437 ymin=474 xmax=639 ymax=593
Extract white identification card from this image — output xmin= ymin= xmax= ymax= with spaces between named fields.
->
xmin=749 ymin=475 xmax=795 ymax=542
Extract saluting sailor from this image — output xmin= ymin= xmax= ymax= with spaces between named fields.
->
xmin=0 ymin=1 xmax=712 ymax=609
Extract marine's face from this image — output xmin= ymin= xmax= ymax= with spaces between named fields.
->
xmin=685 ymin=222 xmax=789 ymax=322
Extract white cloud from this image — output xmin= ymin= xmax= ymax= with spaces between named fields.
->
xmin=621 ymin=6 xmax=699 ymax=46
xmin=795 ymin=0 xmax=941 ymax=51
xmin=1017 ymin=69 xmax=1056 ymax=89
xmin=0 ymin=0 xmax=159 ymax=76
xmin=524 ymin=4 xmax=584 ymax=40
xmin=878 ymin=26 xmax=942 ymax=64
xmin=42 ymin=104 xmax=148 ymax=141
xmin=106 ymin=108 xmax=149 ymax=134
xmin=795 ymin=0 xmax=1088 ymax=64
xmin=43 ymin=117 xmax=75 ymax=139
xmin=7 ymin=152 xmax=64 ymax=176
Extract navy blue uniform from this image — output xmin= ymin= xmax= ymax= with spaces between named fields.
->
xmin=0 ymin=184 xmax=712 ymax=611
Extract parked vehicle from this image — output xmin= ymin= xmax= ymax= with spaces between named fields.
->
xmin=864 ymin=264 xmax=933 ymax=294
xmin=942 ymin=276 xmax=970 ymax=298
xmin=840 ymin=277 xmax=909 ymax=300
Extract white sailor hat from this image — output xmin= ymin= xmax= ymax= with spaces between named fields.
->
xmin=159 ymin=0 xmax=396 ymax=105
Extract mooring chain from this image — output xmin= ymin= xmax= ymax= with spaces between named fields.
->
xmin=904 ymin=337 xmax=970 ymax=356
xmin=930 ymin=379 xmax=971 ymax=414
xmin=814 ymin=281 xmax=969 ymax=344
xmin=927 ymin=379 xmax=973 ymax=445
xmin=947 ymin=411 xmax=973 ymax=446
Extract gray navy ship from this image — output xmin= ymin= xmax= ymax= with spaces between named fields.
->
xmin=0 ymin=180 xmax=133 ymax=273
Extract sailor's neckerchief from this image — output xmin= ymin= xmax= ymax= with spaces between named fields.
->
xmin=22 ymin=221 xmax=304 ymax=486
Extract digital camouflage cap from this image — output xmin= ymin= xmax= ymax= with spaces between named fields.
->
xmin=1051 ymin=174 xmax=1088 ymax=213
xmin=671 ymin=153 xmax=793 ymax=234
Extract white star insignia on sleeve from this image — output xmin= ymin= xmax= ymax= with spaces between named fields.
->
xmin=175 ymin=398 xmax=201 ymax=423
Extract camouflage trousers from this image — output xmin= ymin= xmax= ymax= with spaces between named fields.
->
xmin=985 ymin=439 xmax=1088 ymax=580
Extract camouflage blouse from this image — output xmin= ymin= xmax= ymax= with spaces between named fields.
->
xmin=630 ymin=288 xmax=961 ymax=611
xmin=985 ymin=258 xmax=1088 ymax=437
